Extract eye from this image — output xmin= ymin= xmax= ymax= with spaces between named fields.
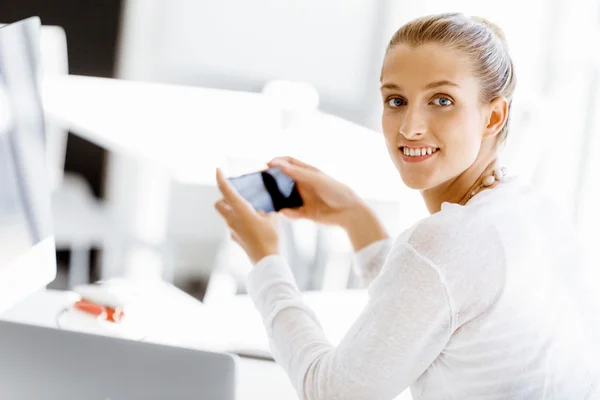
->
xmin=432 ymin=96 xmax=453 ymax=107
xmin=387 ymin=97 xmax=406 ymax=108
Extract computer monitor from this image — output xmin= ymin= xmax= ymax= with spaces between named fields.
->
xmin=0 ymin=17 xmax=56 ymax=315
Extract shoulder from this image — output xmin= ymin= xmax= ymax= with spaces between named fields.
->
xmin=405 ymin=201 xmax=504 ymax=267
xmin=393 ymin=201 xmax=507 ymax=325
xmin=383 ymin=201 xmax=505 ymax=289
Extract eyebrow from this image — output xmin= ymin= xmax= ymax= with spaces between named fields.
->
xmin=380 ymin=80 xmax=460 ymax=91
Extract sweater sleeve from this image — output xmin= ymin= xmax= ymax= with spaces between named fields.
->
xmin=247 ymin=241 xmax=455 ymax=400
xmin=352 ymin=237 xmax=394 ymax=287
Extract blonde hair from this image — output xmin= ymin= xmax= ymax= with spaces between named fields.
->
xmin=385 ymin=13 xmax=516 ymax=144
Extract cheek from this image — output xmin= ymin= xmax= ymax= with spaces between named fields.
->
xmin=434 ymin=111 xmax=483 ymax=177
xmin=381 ymin=112 xmax=396 ymax=138
xmin=432 ymin=109 xmax=480 ymax=149
xmin=381 ymin=113 xmax=399 ymax=149
xmin=382 ymin=115 xmax=408 ymax=173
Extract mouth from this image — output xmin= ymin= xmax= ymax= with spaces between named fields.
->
xmin=399 ymin=146 xmax=440 ymax=163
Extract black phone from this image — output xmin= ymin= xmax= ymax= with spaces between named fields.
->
xmin=228 ymin=167 xmax=303 ymax=213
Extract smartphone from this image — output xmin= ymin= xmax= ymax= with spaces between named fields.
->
xmin=228 ymin=167 xmax=303 ymax=213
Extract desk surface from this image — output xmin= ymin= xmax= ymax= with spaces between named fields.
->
xmin=2 ymin=283 xmax=411 ymax=399
xmin=1 ymin=284 xmax=299 ymax=399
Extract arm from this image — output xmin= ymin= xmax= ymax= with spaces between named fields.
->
xmin=352 ymin=237 xmax=394 ymax=287
xmin=342 ymin=201 xmax=392 ymax=286
xmin=341 ymin=200 xmax=389 ymax=253
xmin=248 ymin=242 xmax=454 ymax=400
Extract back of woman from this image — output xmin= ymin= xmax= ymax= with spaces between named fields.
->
xmin=408 ymin=177 xmax=600 ymax=398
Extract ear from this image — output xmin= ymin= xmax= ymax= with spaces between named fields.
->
xmin=483 ymin=96 xmax=509 ymax=138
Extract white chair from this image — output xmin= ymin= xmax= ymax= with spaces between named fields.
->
xmin=40 ymin=26 xmax=124 ymax=287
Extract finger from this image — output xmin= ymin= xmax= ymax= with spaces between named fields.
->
xmin=215 ymin=200 xmax=246 ymax=232
xmin=258 ymin=210 xmax=278 ymax=223
xmin=269 ymin=156 xmax=319 ymax=172
xmin=268 ymin=158 xmax=316 ymax=184
xmin=216 ymin=168 xmax=253 ymax=212
xmin=264 ymin=210 xmax=281 ymax=221
xmin=214 ymin=198 xmax=232 ymax=212
xmin=229 ymin=230 xmax=242 ymax=245
xmin=214 ymin=199 xmax=234 ymax=220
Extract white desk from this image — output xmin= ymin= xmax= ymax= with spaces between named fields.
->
xmin=1 ymin=282 xmax=412 ymax=399
xmin=1 ymin=284 xmax=297 ymax=399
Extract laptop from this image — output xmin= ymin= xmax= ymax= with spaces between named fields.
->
xmin=0 ymin=320 xmax=237 ymax=400
xmin=0 ymin=17 xmax=237 ymax=400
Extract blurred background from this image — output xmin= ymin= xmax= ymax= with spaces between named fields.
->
xmin=2 ymin=0 xmax=599 ymax=302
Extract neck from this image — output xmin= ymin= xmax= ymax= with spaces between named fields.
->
xmin=421 ymin=154 xmax=499 ymax=214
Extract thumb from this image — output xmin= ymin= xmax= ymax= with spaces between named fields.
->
xmin=280 ymin=207 xmax=305 ymax=220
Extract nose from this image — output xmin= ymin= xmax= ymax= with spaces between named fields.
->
xmin=399 ymin=106 xmax=426 ymax=139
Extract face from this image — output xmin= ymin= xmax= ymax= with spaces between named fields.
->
xmin=380 ymin=43 xmax=492 ymax=190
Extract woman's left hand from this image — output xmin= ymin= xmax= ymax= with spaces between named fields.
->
xmin=214 ymin=168 xmax=281 ymax=265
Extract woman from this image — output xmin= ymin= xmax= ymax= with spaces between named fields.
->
xmin=214 ymin=13 xmax=600 ymax=399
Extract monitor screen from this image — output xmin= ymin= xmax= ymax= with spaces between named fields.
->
xmin=0 ymin=17 xmax=56 ymax=314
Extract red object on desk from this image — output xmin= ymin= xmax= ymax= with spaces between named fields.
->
xmin=73 ymin=298 xmax=125 ymax=323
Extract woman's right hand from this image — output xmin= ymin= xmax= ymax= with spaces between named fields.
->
xmin=268 ymin=157 xmax=389 ymax=252
xmin=268 ymin=156 xmax=363 ymax=228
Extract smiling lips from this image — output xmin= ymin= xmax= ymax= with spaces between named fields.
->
xmin=399 ymin=146 xmax=439 ymax=163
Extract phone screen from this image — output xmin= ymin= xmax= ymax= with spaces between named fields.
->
xmin=228 ymin=167 xmax=303 ymax=213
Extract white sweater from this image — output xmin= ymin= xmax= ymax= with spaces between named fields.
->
xmin=247 ymin=177 xmax=600 ymax=399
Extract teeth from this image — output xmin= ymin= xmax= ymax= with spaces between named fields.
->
xmin=402 ymin=147 xmax=438 ymax=157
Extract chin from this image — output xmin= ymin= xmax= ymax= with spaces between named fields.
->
xmin=401 ymin=177 xmax=431 ymax=191
xmin=398 ymin=169 xmax=435 ymax=190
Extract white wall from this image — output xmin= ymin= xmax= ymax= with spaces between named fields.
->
xmin=118 ymin=0 xmax=392 ymax=126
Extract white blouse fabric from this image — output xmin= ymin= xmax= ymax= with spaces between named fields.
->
xmin=247 ymin=177 xmax=600 ymax=399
